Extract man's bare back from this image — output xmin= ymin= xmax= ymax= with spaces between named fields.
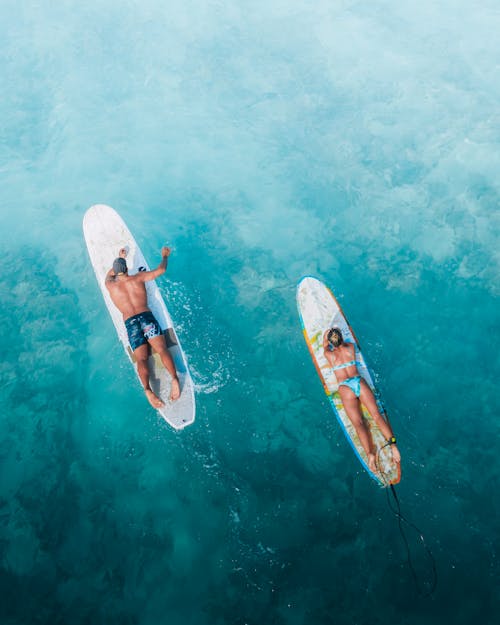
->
xmin=107 ymin=272 xmax=152 ymax=320
xmin=105 ymin=247 xmax=180 ymax=405
xmin=105 ymin=247 xmax=170 ymax=320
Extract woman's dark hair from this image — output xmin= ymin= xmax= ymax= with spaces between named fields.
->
xmin=327 ymin=327 xmax=343 ymax=348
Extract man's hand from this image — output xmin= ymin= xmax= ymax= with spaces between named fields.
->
xmin=161 ymin=246 xmax=171 ymax=258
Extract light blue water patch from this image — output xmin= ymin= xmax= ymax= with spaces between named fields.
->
xmin=1 ymin=1 xmax=499 ymax=624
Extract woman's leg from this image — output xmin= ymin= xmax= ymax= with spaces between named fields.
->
xmin=359 ymin=380 xmax=400 ymax=463
xmin=339 ymin=386 xmax=376 ymax=471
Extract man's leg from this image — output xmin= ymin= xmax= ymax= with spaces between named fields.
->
xmin=148 ymin=335 xmax=180 ymax=401
xmin=134 ymin=343 xmax=165 ymax=409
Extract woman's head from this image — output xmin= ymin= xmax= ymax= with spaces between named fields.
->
xmin=327 ymin=327 xmax=343 ymax=348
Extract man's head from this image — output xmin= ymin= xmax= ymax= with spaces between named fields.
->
xmin=113 ymin=257 xmax=128 ymax=275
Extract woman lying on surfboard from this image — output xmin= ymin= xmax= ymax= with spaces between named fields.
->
xmin=323 ymin=327 xmax=401 ymax=472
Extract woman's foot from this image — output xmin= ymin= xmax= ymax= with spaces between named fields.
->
xmin=145 ymin=388 xmax=164 ymax=409
xmin=367 ymin=452 xmax=377 ymax=473
xmin=391 ymin=444 xmax=401 ymax=464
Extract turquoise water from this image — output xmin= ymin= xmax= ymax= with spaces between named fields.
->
xmin=1 ymin=1 xmax=499 ymax=623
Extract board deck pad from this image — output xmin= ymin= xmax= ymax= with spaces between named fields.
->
xmin=83 ymin=204 xmax=195 ymax=430
xmin=297 ymin=276 xmax=400 ymax=486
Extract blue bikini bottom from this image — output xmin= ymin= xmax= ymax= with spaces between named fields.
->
xmin=338 ymin=376 xmax=361 ymax=398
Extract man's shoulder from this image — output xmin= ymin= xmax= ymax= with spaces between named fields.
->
xmin=106 ymin=277 xmax=125 ymax=290
xmin=129 ymin=273 xmax=147 ymax=284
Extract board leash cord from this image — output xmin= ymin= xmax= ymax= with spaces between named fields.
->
xmin=387 ymin=485 xmax=437 ymax=597
xmin=376 ymin=446 xmax=437 ymax=596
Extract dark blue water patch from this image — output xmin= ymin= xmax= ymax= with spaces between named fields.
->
xmin=0 ymin=248 xmax=92 ymax=624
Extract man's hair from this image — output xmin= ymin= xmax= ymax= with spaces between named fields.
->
xmin=112 ymin=257 xmax=128 ymax=275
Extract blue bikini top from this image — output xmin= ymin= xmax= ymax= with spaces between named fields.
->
xmin=332 ymin=360 xmax=359 ymax=371
xmin=330 ymin=341 xmax=361 ymax=371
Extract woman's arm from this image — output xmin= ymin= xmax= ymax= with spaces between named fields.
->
xmin=322 ymin=330 xmax=330 ymax=352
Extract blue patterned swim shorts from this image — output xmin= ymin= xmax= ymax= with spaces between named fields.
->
xmin=124 ymin=311 xmax=162 ymax=351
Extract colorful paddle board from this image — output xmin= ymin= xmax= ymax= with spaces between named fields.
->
xmin=297 ymin=276 xmax=400 ymax=485
xmin=83 ymin=204 xmax=195 ymax=430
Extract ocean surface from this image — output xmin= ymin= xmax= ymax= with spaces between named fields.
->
xmin=1 ymin=1 xmax=499 ymax=623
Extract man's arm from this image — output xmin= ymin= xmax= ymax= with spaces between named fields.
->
xmin=135 ymin=247 xmax=171 ymax=282
xmin=104 ymin=268 xmax=116 ymax=287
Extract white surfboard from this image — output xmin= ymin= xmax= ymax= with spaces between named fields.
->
xmin=83 ymin=204 xmax=195 ymax=430
xmin=297 ymin=276 xmax=400 ymax=486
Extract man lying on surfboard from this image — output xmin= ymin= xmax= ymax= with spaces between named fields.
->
xmin=323 ymin=327 xmax=401 ymax=472
xmin=105 ymin=247 xmax=181 ymax=408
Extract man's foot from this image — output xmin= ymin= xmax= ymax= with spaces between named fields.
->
xmin=170 ymin=377 xmax=181 ymax=401
xmin=119 ymin=247 xmax=127 ymax=258
xmin=367 ymin=452 xmax=377 ymax=473
xmin=145 ymin=389 xmax=164 ymax=409
xmin=391 ymin=445 xmax=401 ymax=464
